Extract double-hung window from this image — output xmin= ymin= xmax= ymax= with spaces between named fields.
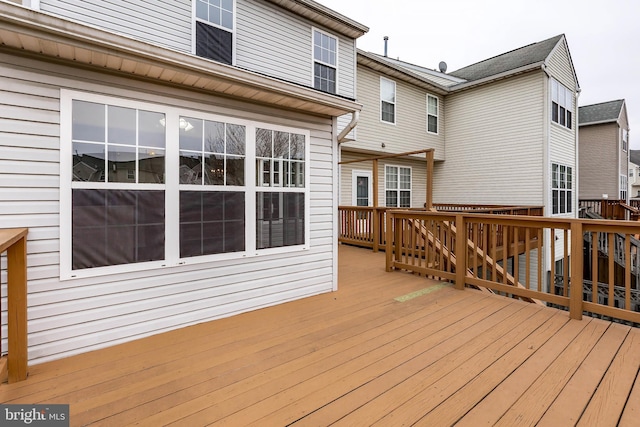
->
xmin=313 ymin=29 xmax=337 ymax=94
xmin=622 ymin=129 xmax=629 ymax=152
xmin=62 ymin=90 xmax=309 ymax=279
xmin=385 ymin=165 xmax=411 ymax=208
xmin=551 ymin=163 xmax=573 ymax=214
xmin=620 ymin=175 xmax=628 ymax=200
xmin=427 ymin=95 xmax=438 ymax=134
xmin=194 ymin=0 xmax=234 ymax=65
xmin=551 ymin=78 xmax=573 ymax=129
xmin=380 ymin=77 xmax=396 ymax=124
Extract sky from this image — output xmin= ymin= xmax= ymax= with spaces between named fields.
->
xmin=318 ymin=0 xmax=640 ymax=148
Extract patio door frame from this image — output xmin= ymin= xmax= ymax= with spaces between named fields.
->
xmin=352 ymin=170 xmax=373 ymax=207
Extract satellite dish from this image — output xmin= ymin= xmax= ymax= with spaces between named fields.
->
xmin=439 ymin=61 xmax=447 ymax=73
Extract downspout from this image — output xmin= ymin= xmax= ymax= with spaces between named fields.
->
xmin=337 ymin=111 xmax=359 ymax=144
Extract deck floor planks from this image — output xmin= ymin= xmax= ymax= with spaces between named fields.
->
xmin=1 ymin=245 xmax=639 ymax=426
xmin=88 ymin=287 xmax=475 ymax=426
xmin=165 ymin=292 xmax=503 ymax=426
xmin=415 ymin=310 xmax=570 ymax=426
xmin=493 ymin=319 xmax=612 ymax=426
xmin=454 ymin=315 xmax=595 ymax=426
xmin=577 ymin=327 xmax=640 ymax=427
xmin=536 ymin=322 xmax=631 ymax=426
xmin=261 ymin=298 xmax=533 ymax=426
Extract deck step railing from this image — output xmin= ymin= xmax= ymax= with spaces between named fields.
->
xmin=0 ymin=228 xmax=28 ymax=383
xmin=386 ymin=211 xmax=640 ymax=325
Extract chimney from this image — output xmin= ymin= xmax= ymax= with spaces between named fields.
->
xmin=383 ymin=36 xmax=388 ymax=57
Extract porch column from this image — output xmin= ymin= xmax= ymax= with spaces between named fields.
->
xmin=426 ymin=150 xmax=434 ymax=210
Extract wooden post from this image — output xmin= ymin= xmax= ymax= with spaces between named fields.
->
xmin=6 ymin=230 xmax=28 ymax=383
xmin=569 ymin=221 xmax=583 ymax=320
xmin=373 ymin=159 xmax=379 ymax=252
xmin=454 ymin=214 xmax=466 ymax=290
xmin=385 ymin=211 xmax=393 ymax=271
xmin=426 ymin=150 xmax=434 ymax=210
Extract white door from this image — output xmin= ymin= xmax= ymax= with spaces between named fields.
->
xmin=352 ymin=170 xmax=373 ymax=206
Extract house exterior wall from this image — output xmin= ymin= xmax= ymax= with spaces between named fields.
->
xmin=339 ymin=151 xmax=428 ymax=208
xmin=341 ymin=65 xmax=445 ymax=161
xmin=37 ymin=0 xmax=357 ymax=99
xmin=433 ymin=71 xmax=545 ymax=206
xmin=0 ymin=52 xmax=338 ymax=365
xmin=578 ymin=123 xmax=620 ymax=198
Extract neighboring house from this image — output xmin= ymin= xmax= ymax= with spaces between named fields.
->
xmin=340 ymin=34 xmax=579 ymax=286
xmin=630 ymin=150 xmax=640 ymax=198
xmin=578 ymin=99 xmax=630 ymax=201
xmin=0 ymin=1 xmax=367 ymax=364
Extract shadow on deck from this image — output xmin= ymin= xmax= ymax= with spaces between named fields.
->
xmin=1 ymin=245 xmax=639 ymax=425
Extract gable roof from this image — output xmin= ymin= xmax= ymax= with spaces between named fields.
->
xmin=630 ymin=150 xmax=640 ymax=167
xmin=449 ymin=35 xmax=563 ymax=82
xmin=579 ymin=100 xmax=625 ymax=125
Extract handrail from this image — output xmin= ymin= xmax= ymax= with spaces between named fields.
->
xmin=385 ymin=211 xmax=640 ymax=325
xmin=0 ymin=228 xmax=28 ymax=383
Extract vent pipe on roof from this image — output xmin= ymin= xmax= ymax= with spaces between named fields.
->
xmin=383 ymin=36 xmax=388 ymax=57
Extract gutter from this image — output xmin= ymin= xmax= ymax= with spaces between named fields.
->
xmin=337 ymin=111 xmax=359 ymax=143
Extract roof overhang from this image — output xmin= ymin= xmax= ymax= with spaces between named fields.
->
xmin=357 ymin=50 xmax=449 ymax=96
xmin=0 ymin=2 xmax=362 ymax=117
xmin=264 ymin=0 xmax=368 ymax=39
xmin=578 ymin=119 xmax=619 ymax=127
xmin=450 ymin=62 xmax=545 ymax=92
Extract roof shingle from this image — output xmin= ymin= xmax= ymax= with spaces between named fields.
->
xmin=578 ymin=100 xmax=624 ymax=125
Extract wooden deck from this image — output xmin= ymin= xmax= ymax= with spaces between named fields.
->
xmin=2 ymin=245 xmax=640 ymax=426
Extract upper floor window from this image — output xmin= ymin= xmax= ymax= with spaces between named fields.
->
xmin=195 ymin=0 xmax=234 ymax=65
xmin=427 ymin=95 xmax=438 ymax=134
xmin=622 ymin=129 xmax=629 ymax=152
xmin=385 ymin=165 xmax=411 ymax=208
xmin=620 ymin=174 xmax=628 ymax=200
xmin=313 ymin=29 xmax=337 ymax=94
xmin=551 ymin=78 xmax=573 ymax=129
xmin=551 ymin=163 xmax=573 ymax=214
xmin=380 ymin=77 xmax=396 ymax=124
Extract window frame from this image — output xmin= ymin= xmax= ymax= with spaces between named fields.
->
xmin=384 ymin=164 xmax=412 ymax=208
xmin=622 ymin=128 xmax=629 ymax=152
xmin=427 ymin=94 xmax=439 ymax=134
xmin=60 ymin=89 xmax=310 ymax=280
xmin=192 ymin=0 xmax=236 ymax=65
xmin=380 ymin=77 xmax=396 ymax=125
xmin=311 ymin=27 xmax=339 ymax=94
xmin=620 ymin=174 xmax=628 ymax=200
xmin=551 ymin=162 xmax=573 ymax=215
xmin=550 ymin=78 xmax=573 ymax=130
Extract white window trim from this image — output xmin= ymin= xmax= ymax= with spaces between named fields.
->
xmin=60 ymin=89 xmax=310 ymax=280
xmin=620 ymin=174 xmax=628 ymax=200
xmin=310 ymin=27 xmax=339 ymax=93
xmin=427 ymin=94 xmax=439 ymax=135
xmin=550 ymin=78 xmax=573 ymax=130
xmin=384 ymin=164 xmax=412 ymax=208
xmin=622 ymin=128 xmax=629 ymax=152
xmin=351 ymin=170 xmax=373 ymax=206
xmin=551 ymin=162 xmax=573 ymax=215
xmin=191 ymin=0 xmax=237 ymax=65
xmin=380 ymin=77 xmax=396 ymax=125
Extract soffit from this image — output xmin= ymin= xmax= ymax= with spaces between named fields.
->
xmin=0 ymin=4 xmax=361 ymax=117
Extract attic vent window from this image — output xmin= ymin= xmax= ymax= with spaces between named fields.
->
xmin=195 ymin=0 xmax=234 ymax=65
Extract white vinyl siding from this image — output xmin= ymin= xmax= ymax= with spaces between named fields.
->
xmin=341 ymin=65 xmax=445 ymax=160
xmin=0 ymin=52 xmax=336 ymax=365
xmin=434 ymin=72 xmax=545 ymax=205
xmin=39 ymin=0 xmax=192 ymax=52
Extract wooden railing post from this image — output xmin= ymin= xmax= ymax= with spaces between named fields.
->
xmin=569 ymin=221 xmax=583 ymax=320
xmin=372 ymin=208 xmax=379 ymax=252
xmin=454 ymin=214 xmax=466 ymax=290
xmin=385 ymin=211 xmax=394 ymax=272
xmin=0 ymin=228 xmax=29 ymax=383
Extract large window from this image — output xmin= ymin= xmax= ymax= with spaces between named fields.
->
xmin=622 ymin=129 xmax=629 ymax=152
xmin=427 ymin=95 xmax=438 ymax=134
xmin=380 ymin=77 xmax=396 ymax=124
xmin=62 ymin=91 xmax=309 ymax=279
xmin=385 ymin=165 xmax=411 ymax=208
xmin=620 ymin=174 xmax=628 ymax=200
xmin=194 ymin=0 xmax=234 ymax=64
xmin=255 ymin=128 xmax=306 ymax=249
xmin=552 ymin=163 xmax=573 ymax=214
xmin=313 ymin=29 xmax=337 ymax=94
xmin=551 ymin=78 xmax=573 ymax=129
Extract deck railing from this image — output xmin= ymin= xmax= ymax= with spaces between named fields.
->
xmin=0 ymin=228 xmax=28 ymax=383
xmin=386 ymin=211 xmax=640 ymax=324
xmin=579 ymin=199 xmax=640 ymax=221
xmin=339 ymin=205 xmax=543 ymax=252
